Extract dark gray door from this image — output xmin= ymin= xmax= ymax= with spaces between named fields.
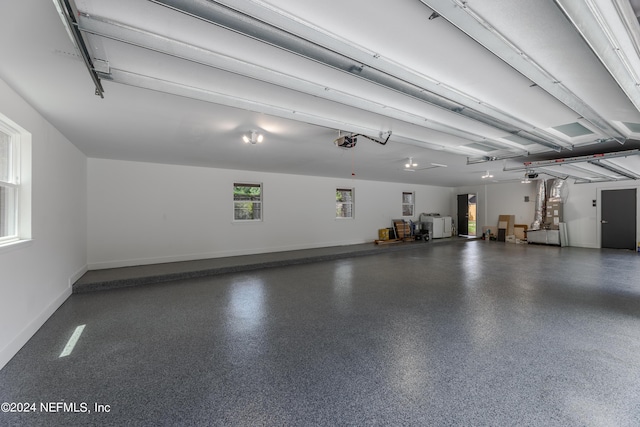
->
xmin=457 ymin=194 xmax=468 ymax=236
xmin=601 ymin=189 xmax=636 ymax=250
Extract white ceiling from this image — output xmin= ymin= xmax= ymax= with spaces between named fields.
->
xmin=2 ymin=0 xmax=640 ymax=186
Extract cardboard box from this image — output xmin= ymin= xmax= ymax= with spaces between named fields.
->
xmin=514 ymin=224 xmax=528 ymax=240
xmin=393 ymin=220 xmax=410 ymax=239
xmin=498 ymin=215 xmax=515 ymax=235
xmin=378 ymin=228 xmax=389 ymax=241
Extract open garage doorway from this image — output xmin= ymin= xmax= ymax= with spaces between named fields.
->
xmin=457 ymin=194 xmax=477 ymax=237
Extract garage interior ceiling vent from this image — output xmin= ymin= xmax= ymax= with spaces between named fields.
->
xmin=148 ymin=0 xmax=567 ymax=151
xmin=422 ymin=0 xmax=626 ymax=144
xmin=553 ymin=122 xmax=595 ymax=138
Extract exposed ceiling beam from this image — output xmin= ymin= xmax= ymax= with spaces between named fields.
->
xmin=536 ymin=166 xmax=623 ymax=184
xmin=422 ymin=0 xmax=626 ymax=144
xmin=206 ymin=0 xmax=569 ymax=150
xmin=535 ymin=167 xmax=571 ymax=180
xmin=554 ymin=0 xmax=640 ymax=114
xmin=98 ymin=68 xmax=486 ymax=155
xmin=504 ymin=149 xmax=640 ymax=171
xmin=52 ymin=0 xmax=104 ymax=97
xmin=146 ymin=0 xmax=567 ymax=152
xmin=77 ymin=13 xmax=530 ymax=155
xmin=561 ymin=163 xmax=621 ymax=180
xmin=588 ymin=159 xmax=640 ymax=179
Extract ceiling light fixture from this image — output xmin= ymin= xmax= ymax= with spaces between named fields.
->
xmin=405 ymin=157 xmax=418 ymax=168
xmin=481 ymin=171 xmax=494 ymax=179
xmin=242 ymin=130 xmax=264 ymax=144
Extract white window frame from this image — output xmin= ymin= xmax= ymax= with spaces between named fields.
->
xmin=402 ymin=191 xmax=415 ymax=217
xmin=336 ymin=187 xmax=354 ymax=219
xmin=0 ymin=118 xmax=21 ymax=245
xmin=233 ymin=182 xmax=263 ymax=222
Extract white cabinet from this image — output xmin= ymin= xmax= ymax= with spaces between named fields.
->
xmin=442 ymin=216 xmax=452 ymax=237
xmin=422 ymin=216 xmax=452 ymax=239
xmin=527 ymin=229 xmax=560 ymax=245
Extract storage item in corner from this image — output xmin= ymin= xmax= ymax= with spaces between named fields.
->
xmin=498 ymin=215 xmax=515 ymax=235
xmin=527 ymin=229 xmax=560 ymax=245
xmin=421 ymin=215 xmax=452 ymax=238
xmin=388 ymin=227 xmax=396 ymax=240
xmin=514 ymin=224 xmax=528 ymax=241
xmin=378 ymin=228 xmax=389 ymax=241
xmin=545 ymin=201 xmax=563 ymax=230
xmin=392 ymin=219 xmax=412 ymax=241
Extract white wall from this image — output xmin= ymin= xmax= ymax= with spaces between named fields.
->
xmin=454 ymin=182 xmax=538 ymax=233
xmin=562 ymin=180 xmax=640 ymax=248
xmin=455 ymin=179 xmax=640 ymax=248
xmin=0 ymin=78 xmax=87 ymax=370
xmin=87 ymin=158 xmax=453 ymax=268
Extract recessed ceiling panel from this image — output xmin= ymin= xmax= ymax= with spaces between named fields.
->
xmin=552 ymin=122 xmax=594 ymax=137
xmin=623 ymin=122 xmax=640 ymax=133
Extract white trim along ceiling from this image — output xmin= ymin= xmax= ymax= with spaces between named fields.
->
xmin=3 ymin=0 xmax=640 ymax=186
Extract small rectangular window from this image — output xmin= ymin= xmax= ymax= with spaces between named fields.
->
xmin=233 ymin=183 xmax=262 ymax=221
xmin=402 ymin=192 xmax=414 ymax=217
xmin=0 ymin=130 xmax=11 ymax=182
xmin=336 ymin=188 xmax=354 ymax=218
xmin=0 ymin=125 xmax=18 ymax=243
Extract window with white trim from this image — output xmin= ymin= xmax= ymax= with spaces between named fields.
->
xmin=402 ymin=191 xmax=414 ymax=217
xmin=233 ymin=183 xmax=262 ymax=221
xmin=0 ymin=121 xmax=19 ymax=244
xmin=336 ymin=188 xmax=354 ymax=218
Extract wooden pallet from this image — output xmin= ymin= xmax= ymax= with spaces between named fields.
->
xmin=374 ymin=238 xmax=403 ymax=245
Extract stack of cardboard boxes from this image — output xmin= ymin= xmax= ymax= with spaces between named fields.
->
xmin=497 ymin=215 xmax=515 ymax=242
xmin=482 ymin=215 xmax=527 ymax=243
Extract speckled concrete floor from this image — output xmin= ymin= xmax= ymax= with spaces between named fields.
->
xmin=73 ymin=238 xmax=472 ymax=293
xmin=2 ymin=242 xmax=640 ymax=426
